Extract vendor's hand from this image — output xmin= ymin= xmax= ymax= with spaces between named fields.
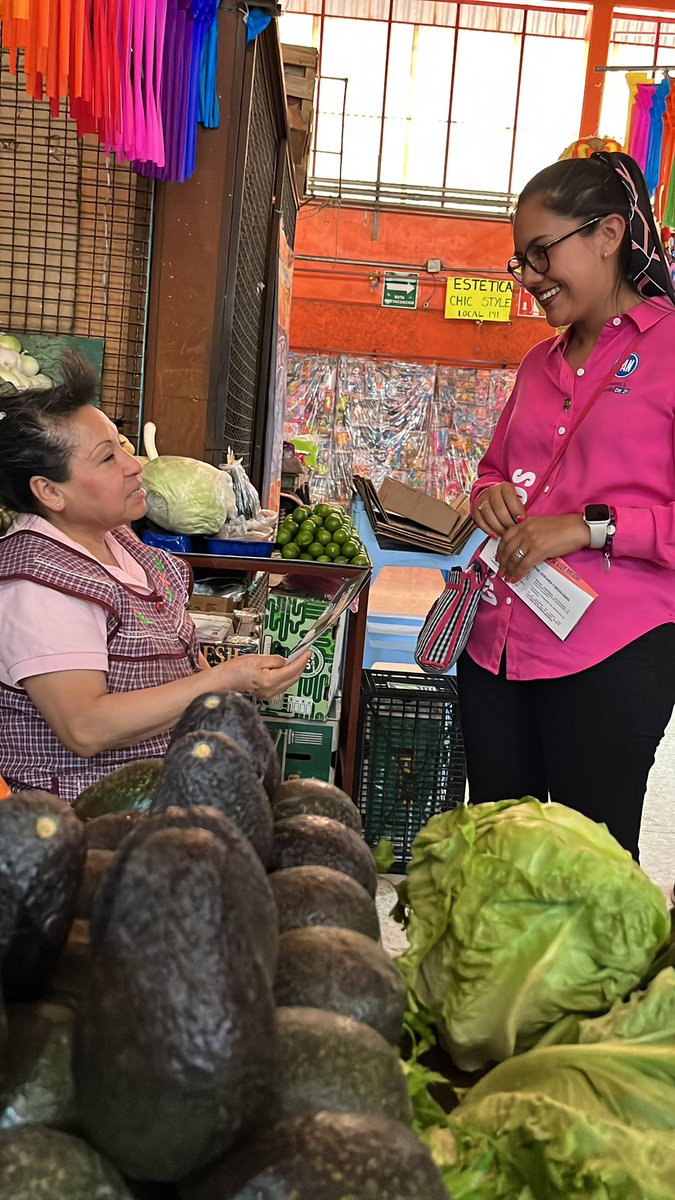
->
xmin=498 ymin=515 xmax=591 ymax=583
xmin=473 ymin=484 xmax=526 ymax=536
xmin=210 ymin=651 xmax=312 ymax=700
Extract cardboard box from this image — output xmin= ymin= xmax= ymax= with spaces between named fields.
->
xmin=189 ymin=594 xmax=235 ymax=616
xmin=378 ymin=477 xmax=459 ymax=536
xmin=263 ymin=699 xmax=341 ymax=782
xmin=260 ymin=591 xmax=346 ymax=720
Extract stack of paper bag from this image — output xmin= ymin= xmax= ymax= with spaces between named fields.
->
xmin=353 ymin=475 xmax=475 ymax=555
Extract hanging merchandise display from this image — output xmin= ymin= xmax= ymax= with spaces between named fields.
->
xmin=284 ymin=353 xmax=516 ymax=506
xmin=0 ymin=0 xmax=221 ymax=181
xmin=619 ymin=68 xmax=675 ymax=222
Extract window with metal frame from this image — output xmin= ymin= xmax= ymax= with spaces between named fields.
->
xmin=281 ymin=0 xmax=589 ymax=215
xmin=600 ymin=10 xmax=675 ymax=145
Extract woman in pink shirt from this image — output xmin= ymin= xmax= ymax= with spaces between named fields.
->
xmin=459 ymin=151 xmax=675 ymax=860
xmin=0 ymin=355 xmax=309 ymax=800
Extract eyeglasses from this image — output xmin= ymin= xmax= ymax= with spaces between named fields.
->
xmin=507 ymin=216 xmax=603 ymax=283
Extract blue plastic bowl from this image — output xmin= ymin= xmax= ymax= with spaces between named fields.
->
xmin=204 ymin=538 xmax=275 ymax=557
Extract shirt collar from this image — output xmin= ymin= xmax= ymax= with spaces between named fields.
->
xmin=545 ymin=295 xmax=675 ymax=362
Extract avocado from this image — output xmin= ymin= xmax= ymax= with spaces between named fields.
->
xmin=269 ymin=866 xmax=379 ymax=940
xmin=178 ymin=1112 xmax=448 ymax=1200
xmin=170 ymin=692 xmax=280 ymax=796
xmin=0 ymin=1002 xmax=76 ymax=1129
xmin=274 ymin=927 xmax=407 ymax=1044
xmin=151 ymin=733 xmax=273 ymax=865
xmin=73 ymin=760 xmax=164 ymax=821
xmin=94 ymin=807 xmax=278 ymax=981
xmin=271 ymin=779 xmax=362 ymax=833
xmin=44 ymin=920 xmax=91 ymax=1011
xmin=84 ymin=811 xmax=146 ymax=850
xmin=0 ymin=1124 xmax=134 ymax=1199
xmin=276 ymin=1006 xmax=412 ymax=1123
xmin=74 ymin=825 xmax=279 ymax=1181
xmin=269 ymin=815 xmax=377 ymax=898
xmin=0 ymin=793 xmax=86 ymax=1002
xmin=76 ymin=850 xmax=113 ymax=918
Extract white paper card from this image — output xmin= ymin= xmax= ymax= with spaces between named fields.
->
xmin=479 ymin=540 xmax=598 ymax=640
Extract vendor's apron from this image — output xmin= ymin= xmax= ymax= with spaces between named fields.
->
xmin=0 ymin=526 xmax=200 ymax=801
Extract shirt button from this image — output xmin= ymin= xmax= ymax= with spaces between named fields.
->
xmin=544 ymin=485 xmax=550 ymax=493
xmin=558 ymin=426 xmax=566 ymax=435
xmin=506 ymin=597 xmax=513 ymax=605
xmin=613 ymin=317 xmax=621 ymax=326
xmin=576 ymin=367 xmax=585 ymax=376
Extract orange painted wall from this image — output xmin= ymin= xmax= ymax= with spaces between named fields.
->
xmin=290 ymin=204 xmax=549 ymax=366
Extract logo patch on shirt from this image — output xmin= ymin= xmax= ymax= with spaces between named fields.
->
xmin=610 ymin=385 xmax=631 ymax=394
xmin=616 ymin=352 xmax=639 ymax=379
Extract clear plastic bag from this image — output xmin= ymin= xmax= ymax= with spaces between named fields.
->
xmin=219 ymin=457 xmax=261 ymax=522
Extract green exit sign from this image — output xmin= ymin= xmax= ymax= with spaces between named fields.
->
xmin=382 ymin=272 xmax=419 ymax=309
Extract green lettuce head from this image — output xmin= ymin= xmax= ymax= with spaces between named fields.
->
xmin=398 ymin=798 xmax=670 ymax=1071
xmin=142 ymin=456 xmax=235 ymax=535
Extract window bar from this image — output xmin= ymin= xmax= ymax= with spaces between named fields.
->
xmin=374 ymin=0 xmax=395 ymax=232
xmin=311 ymin=0 xmax=328 ymax=181
xmin=507 ymin=8 xmax=527 ymax=198
xmin=442 ymin=12 xmax=460 ymax=207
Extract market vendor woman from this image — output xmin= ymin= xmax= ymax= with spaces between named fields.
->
xmin=0 ymin=355 xmax=309 ymax=800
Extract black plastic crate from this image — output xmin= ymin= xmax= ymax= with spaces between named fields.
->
xmin=355 ymin=670 xmax=466 ymax=870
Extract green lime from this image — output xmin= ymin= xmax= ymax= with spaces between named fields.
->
xmin=334 ymin=556 xmax=348 ymax=563
xmin=301 ymin=519 xmax=316 ymax=537
xmin=316 ymin=528 xmax=332 ymax=546
xmin=296 ymin=528 xmax=315 ymax=548
xmin=294 ymin=506 xmax=312 ymax=524
xmin=311 ymin=514 xmax=324 ymax=527
xmin=300 ymin=553 xmax=313 ymax=560
xmin=282 ymin=519 xmax=299 ymax=537
xmin=277 ymin=527 xmax=293 ymax=547
xmin=324 ymin=514 xmax=342 ymax=533
xmin=341 ymin=538 xmax=359 ymax=559
xmin=351 ymin=554 xmax=369 ymax=566
xmin=316 ymin=555 xmax=331 ymax=562
xmin=325 ymin=542 xmax=341 ymax=560
xmin=308 ymin=541 xmax=324 ymax=558
xmin=333 ymin=528 xmax=348 ymax=546
xmin=313 ymin=503 xmax=332 ymax=518
xmin=281 ymin=543 xmax=299 ymax=560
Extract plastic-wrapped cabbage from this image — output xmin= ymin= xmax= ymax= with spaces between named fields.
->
xmin=142 ymin=456 xmax=236 ymax=535
xmin=398 ymin=798 xmax=670 ymax=1071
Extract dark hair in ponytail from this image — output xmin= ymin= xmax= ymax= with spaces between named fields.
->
xmin=0 ymin=351 xmax=97 ymax=514
xmin=517 ymin=152 xmax=675 ymax=304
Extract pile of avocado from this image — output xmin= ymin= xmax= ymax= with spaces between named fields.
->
xmin=0 ymin=693 xmax=447 ymax=1200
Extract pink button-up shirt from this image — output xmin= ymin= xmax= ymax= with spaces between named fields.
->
xmin=468 ymin=297 xmax=675 ymax=680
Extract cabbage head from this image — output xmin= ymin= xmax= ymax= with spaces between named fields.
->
xmin=142 ymin=457 xmax=235 ymax=535
xmin=427 ymin=968 xmax=675 ymax=1200
xmin=398 ymin=798 xmax=670 ymax=1071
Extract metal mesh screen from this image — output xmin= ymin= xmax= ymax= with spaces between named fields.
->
xmin=281 ymin=155 xmax=297 ymax=250
xmin=0 ymin=50 xmax=153 ymax=442
xmin=219 ymin=45 xmax=278 ymax=467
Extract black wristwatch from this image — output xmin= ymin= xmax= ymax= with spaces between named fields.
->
xmin=583 ymin=504 xmax=616 ymax=550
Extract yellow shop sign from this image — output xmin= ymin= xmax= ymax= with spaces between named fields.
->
xmin=445 ymin=276 xmax=514 ymax=322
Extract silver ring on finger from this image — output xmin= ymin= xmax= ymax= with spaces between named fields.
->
xmin=515 ymin=548 xmax=526 ymax=560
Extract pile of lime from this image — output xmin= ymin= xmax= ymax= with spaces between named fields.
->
xmin=276 ymin=503 xmax=369 ymax=566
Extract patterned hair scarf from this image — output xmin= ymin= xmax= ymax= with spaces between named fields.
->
xmin=592 ymin=151 xmax=670 ymax=298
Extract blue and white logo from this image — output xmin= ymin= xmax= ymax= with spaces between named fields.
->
xmin=616 ymin=352 xmax=639 ymax=379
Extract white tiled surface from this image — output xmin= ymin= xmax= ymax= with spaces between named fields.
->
xmin=639 ymin=709 xmax=675 ymax=894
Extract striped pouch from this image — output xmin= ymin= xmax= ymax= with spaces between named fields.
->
xmin=415 ymin=561 xmax=484 ymax=674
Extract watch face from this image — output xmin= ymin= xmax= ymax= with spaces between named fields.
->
xmin=585 ymin=504 xmax=611 ymax=522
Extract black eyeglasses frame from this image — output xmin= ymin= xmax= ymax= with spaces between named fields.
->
xmin=507 ymin=216 xmax=603 ymax=283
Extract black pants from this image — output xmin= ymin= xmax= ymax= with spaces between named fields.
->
xmin=457 ymin=623 xmax=675 ymax=860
